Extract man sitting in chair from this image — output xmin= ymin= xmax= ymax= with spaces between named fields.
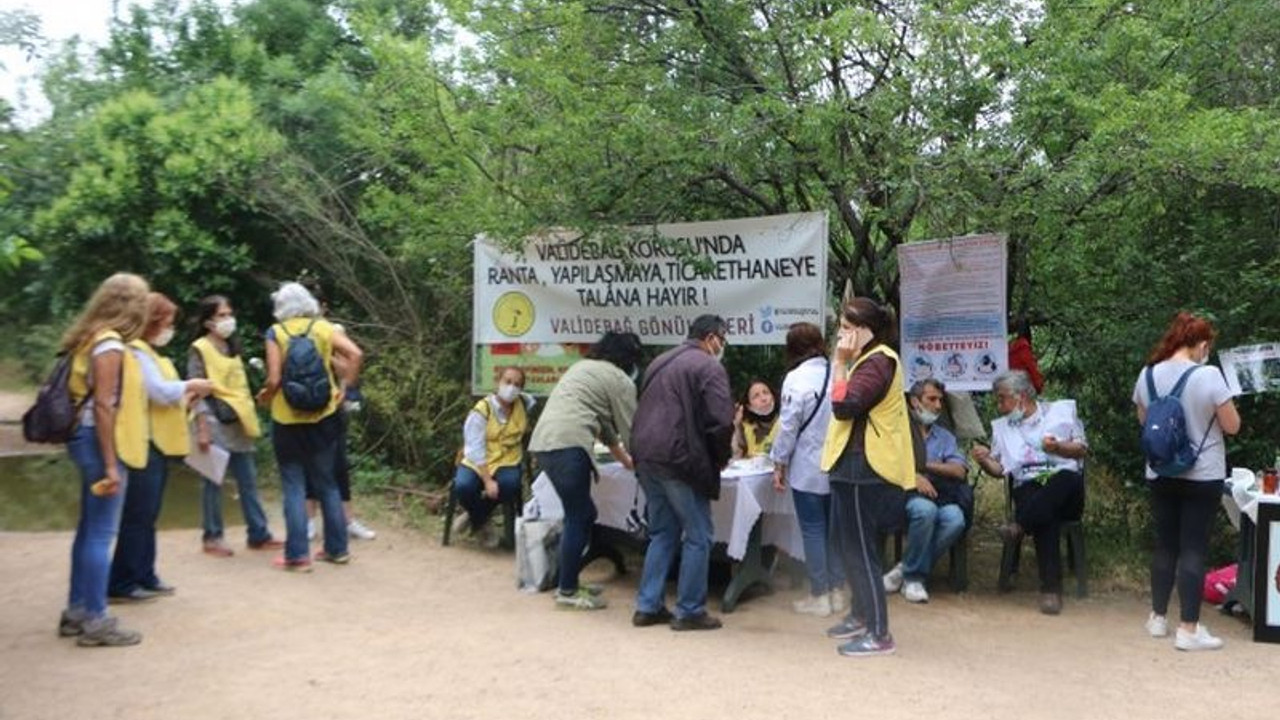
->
xmin=884 ymin=378 xmax=970 ymax=604
xmin=971 ymin=370 xmax=1087 ymax=616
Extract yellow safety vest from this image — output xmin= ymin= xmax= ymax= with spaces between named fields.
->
xmin=743 ymin=419 xmax=779 ymax=457
xmin=129 ymin=340 xmax=191 ymax=457
xmin=269 ymin=317 xmax=340 ymax=425
xmin=191 ymin=337 xmax=262 ymax=438
xmin=461 ymin=396 xmax=528 ymax=472
xmin=68 ymin=329 xmax=149 ymax=469
xmin=819 ymin=345 xmax=915 ymax=490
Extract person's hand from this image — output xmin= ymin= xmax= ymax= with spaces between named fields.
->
xmin=734 ymin=403 xmax=744 ymax=426
xmin=1042 ymin=434 xmax=1060 ymax=455
xmin=620 ymin=450 xmax=635 ymax=471
xmin=92 ymin=465 xmax=124 ymax=497
xmin=916 ymin=474 xmax=937 ymax=499
xmin=186 ymin=379 xmax=215 ymax=398
xmin=482 ymin=478 xmax=499 ymax=500
xmin=772 ymin=466 xmax=787 ymax=493
xmin=255 ymin=388 xmax=272 ymax=407
xmin=971 ymin=444 xmax=991 ymax=463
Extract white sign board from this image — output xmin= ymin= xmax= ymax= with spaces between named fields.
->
xmin=1218 ymin=343 xmax=1280 ymax=395
xmin=473 ymin=212 xmax=828 ymax=345
xmin=897 ymin=234 xmax=1008 ymax=392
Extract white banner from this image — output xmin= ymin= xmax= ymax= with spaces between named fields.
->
xmin=897 ymin=234 xmax=1007 ymax=392
xmin=1218 ymin=343 xmax=1280 ymax=395
xmin=473 ymin=212 xmax=828 ymax=345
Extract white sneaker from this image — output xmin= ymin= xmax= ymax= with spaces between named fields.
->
xmin=449 ymin=513 xmax=471 ymax=538
xmin=829 ymin=589 xmax=847 ymax=613
xmin=792 ymin=593 xmax=833 ymax=617
xmin=882 ymin=563 xmax=904 ymax=593
xmin=306 ymin=518 xmax=318 ymax=541
xmin=1145 ymin=612 xmax=1169 ymax=638
xmin=902 ymin=580 xmax=929 ymax=604
xmin=1175 ymin=624 xmax=1224 ymax=651
xmin=347 ymin=519 xmax=377 ymax=540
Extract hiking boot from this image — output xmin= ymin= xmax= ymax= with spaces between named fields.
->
xmin=902 ymin=581 xmax=929 ymax=604
xmin=203 ymin=539 xmax=234 ymax=558
xmin=793 ymin=593 xmax=833 ymax=617
xmin=1175 ymin=624 xmax=1224 ymax=651
xmin=1039 ymin=592 xmax=1063 ymax=615
xmin=76 ymin=616 xmax=142 ymax=648
xmin=826 ymin=617 xmax=869 ymax=640
xmin=58 ymin=610 xmax=86 ymax=637
xmin=347 ymin=519 xmax=377 ymax=540
xmin=632 ymin=607 xmax=674 ymax=627
xmin=555 ymin=588 xmax=607 ymax=610
xmin=670 ymin=612 xmax=722 ymax=631
xmin=315 ymin=550 xmax=351 ymax=565
xmin=837 ymin=633 xmax=896 ymax=657
xmin=882 ymin=563 xmax=904 ymax=593
xmin=1145 ymin=612 xmax=1169 ymax=638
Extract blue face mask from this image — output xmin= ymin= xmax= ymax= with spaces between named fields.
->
xmin=1005 ymin=406 xmax=1025 ymax=425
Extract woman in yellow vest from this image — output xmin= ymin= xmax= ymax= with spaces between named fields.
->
xmin=255 ymin=281 xmax=363 ymax=572
xmin=732 ymin=378 xmax=779 ymax=459
xmin=450 ymin=367 xmax=535 ymax=546
xmin=189 ymin=294 xmax=282 ymax=557
xmin=108 ymin=293 xmax=213 ymax=602
xmin=820 ymin=297 xmax=914 ymax=658
xmin=59 ymin=273 xmax=151 ymax=647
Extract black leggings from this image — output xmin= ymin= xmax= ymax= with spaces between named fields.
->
xmin=1149 ymin=478 xmax=1224 ymax=624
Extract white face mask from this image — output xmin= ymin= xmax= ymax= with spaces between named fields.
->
xmin=152 ymin=327 xmax=175 ymax=348
xmin=751 ymin=400 xmax=775 ymax=416
xmin=915 ymin=408 xmax=939 ymax=426
xmin=1005 ymin=406 xmax=1025 ymax=425
xmin=213 ymin=317 xmax=237 ymax=339
xmin=496 ymin=383 xmax=521 ymax=403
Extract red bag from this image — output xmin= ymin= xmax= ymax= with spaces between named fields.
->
xmin=1202 ymin=563 xmax=1237 ymax=605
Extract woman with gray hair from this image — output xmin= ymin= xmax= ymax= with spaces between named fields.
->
xmin=972 ymin=369 xmax=1087 ymax=615
xmin=255 ymin=281 xmax=364 ymax=571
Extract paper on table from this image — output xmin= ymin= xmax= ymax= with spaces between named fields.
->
xmin=185 ymin=444 xmax=230 ymax=485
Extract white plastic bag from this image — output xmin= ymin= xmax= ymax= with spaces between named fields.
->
xmin=515 ymin=517 xmax=562 ymax=593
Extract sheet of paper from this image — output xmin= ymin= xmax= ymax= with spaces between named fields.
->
xmin=184 ymin=443 xmax=230 ymax=485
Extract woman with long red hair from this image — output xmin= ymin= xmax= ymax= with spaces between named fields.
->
xmin=1132 ymin=311 xmax=1240 ymax=651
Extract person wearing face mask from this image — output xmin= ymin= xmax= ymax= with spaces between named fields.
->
xmin=108 ymin=293 xmax=215 ymax=602
xmin=732 ymin=379 xmax=780 ymax=459
xmin=189 ymin=294 xmax=283 ymax=557
xmin=972 ymin=370 xmax=1088 ymax=615
xmin=451 ymin=367 xmax=536 ymax=547
xmin=1132 ymin=311 xmax=1240 ymax=651
xmin=882 ymin=378 xmax=970 ymax=604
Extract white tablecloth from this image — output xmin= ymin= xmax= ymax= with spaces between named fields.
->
xmin=1224 ymin=468 xmax=1280 ymax=529
xmin=527 ymin=462 xmax=805 ymax=562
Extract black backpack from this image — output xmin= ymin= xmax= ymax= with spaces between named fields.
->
xmin=22 ymin=353 xmax=82 ymax=444
xmin=278 ymin=319 xmax=332 ymax=412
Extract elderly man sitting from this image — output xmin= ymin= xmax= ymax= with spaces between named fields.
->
xmin=971 ymin=370 xmax=1087 ymax=615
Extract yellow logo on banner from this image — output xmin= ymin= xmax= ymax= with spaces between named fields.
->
xmin=492 ymin=291 xmax=535 ymax=337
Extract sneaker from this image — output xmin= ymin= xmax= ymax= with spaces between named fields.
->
xmin=76 ymin=616 xmax=142 ymax=648
xmin=247 ymin=538 xmax=285 ymax=550
xmin=348 ymin=519 xmax=377 ymax=540
xmin=555 ymin=588 xmax=607 ymax=610
xmin=306 ymin=519 xmax=318 ymax=541
xmin=1175 ymin=624 xmax=1224 ymax=651
xmin=1145 ymin=612 xmax=1169 ymax=638
xmin=58 ymin=610 xmax=86 ymax=638
xmin=108 ymin=587 xmax=161 ymax=604
xmin=1039 ymin=592 xmax=1063 ymax=616
xmin=449 ymin=513 xmax=471 ymax=538
xmin=902 ymin=581 xmax=929 ymax=604
xmin=203 ymin=540 xmax=234 ymax=558
xmin=632 ymin=607 xmax=674 ymax=627
xmin=582 ymin=583 xmax=606 ymax=596
xmin=793 ymin=593 xmax=833 ymax=617
xmin=837 ymin=633 xmax=896 ymax=657
xmin=826 ymin=617 xmax=869 ymax=640
xmin=882 ymin=563 xmax=904 ymax=593
xmin=829 ymin=589 xmax=848 ymax=613
xmin=315 ymin=550 xmax=352 ymax=564
xmin=272 ymin=555 xmax=315 ymax=573
xmin=144 ymin=582 xmax=176 ymax=596
xmin=475 ymin=525 xmax=501 ymax=549
xmin=670 ymin=612 xmax=723 ymax=631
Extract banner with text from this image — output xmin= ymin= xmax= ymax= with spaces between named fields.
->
xmin=898 ymin=234 xmax=1007 ymax=392
xmin=473 ymin=212 xmax=828 ymax=346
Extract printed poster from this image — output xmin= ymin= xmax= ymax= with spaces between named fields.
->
xmin=1218 ymin=343 xmax=1280 ymax=395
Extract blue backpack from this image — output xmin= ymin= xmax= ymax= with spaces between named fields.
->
xmin=1140 ymin=365 xmax=1212 ymax=477
xmin=279 ymin=319 xmax=332 ymax=412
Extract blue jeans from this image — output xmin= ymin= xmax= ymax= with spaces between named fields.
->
xmin=535 ymin=448 xmax=596 ymax=594
xmin=791 ymin=488 xmax=844 ymax=596
xmin=65 ymin=426 xmax=127 ymax=618
xmin=202 ymin=450 xmax=273 ymax=544
xmin=276 ymin=439 xmax=346 ymax=562
xmin=109 ymin=445 xmax=168 ymax=595
xmin=635 ymin=471 xmax=714 ymax=619
xmin=901 ymin=494 xmax=966 ymax=583
xmin=453 ymin=464 xmax=522 ymax=527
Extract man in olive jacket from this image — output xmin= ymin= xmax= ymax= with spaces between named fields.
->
xmin=630 ymin=315 xmax=735 ymax=631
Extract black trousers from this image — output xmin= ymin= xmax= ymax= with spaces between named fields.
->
xmin=1012 ymin=470 xmax=1085 ymax=593
xmin=830 ymin=481 xmax=905 ymax=638
xmin=1148 ymin=477 xmax=1223 ymax=623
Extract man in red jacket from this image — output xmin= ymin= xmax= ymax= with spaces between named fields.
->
xmin=630 ymin=315 xmax=735 ymax=631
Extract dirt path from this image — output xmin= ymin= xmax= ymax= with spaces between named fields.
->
xmin=0 ymin=519 xmax=1272 ymax=720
